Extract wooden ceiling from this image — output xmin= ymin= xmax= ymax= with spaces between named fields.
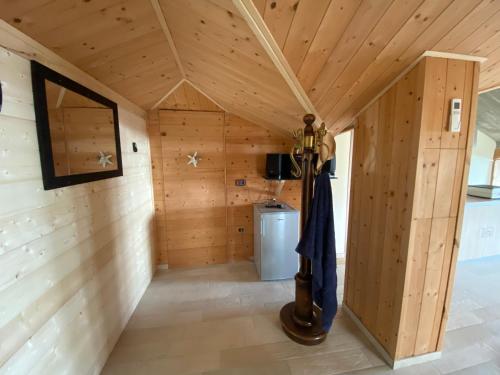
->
xmin=477 ymin=88 xmax=500 ymax=143
xmin=255 ymin=0 xmax=500 ymax=132
xmin=157 ymin=0 xmax=304 ymax=133
xmin=0 ymin=0 xmax=183 ymax=109
xmin=3 ymin=0 xmax=500 ymax=134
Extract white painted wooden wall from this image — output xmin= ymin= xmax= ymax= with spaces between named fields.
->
xmin=0 ymin=44 xmax=156 ymax=374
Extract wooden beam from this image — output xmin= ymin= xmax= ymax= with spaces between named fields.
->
xmin=479 ymin=85 xmax=500 ymax=94
xmin=150 ymin=0 xmax=186 ymax=78
xmin=185 ymin=80 xmax=229 ymax=113
xmin=150 ymin=78 xmax=185 ymax=110
xmin=232 ymin=0 xmax=323 ymax=126
xmin=150 ymin=78 xmax=229 ymax=113
xmin=423 ymin=51 xmax=487 ymax=63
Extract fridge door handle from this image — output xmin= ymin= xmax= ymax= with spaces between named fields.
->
xmin=261 ymin=218 xmax=265 ymax=237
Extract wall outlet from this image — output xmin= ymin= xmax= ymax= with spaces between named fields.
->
xmin=237 ymin=227 xmax=245 ymax=233
xmin=235 ymin=179 xmax=246 ymax=186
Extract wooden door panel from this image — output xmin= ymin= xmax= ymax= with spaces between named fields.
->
xmin=159 ymin=110 xmax=227 ymax=267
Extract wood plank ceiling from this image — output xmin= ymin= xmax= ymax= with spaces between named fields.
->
xmin=0 ymin=0 xmax=183 ymax=109
xmin=477 ymin=88 xmax=500 ymax=143
xmin=156 ymin=0 xmax=304 ymax=133
xmin=255 ymin=0 xmax=500 ymax=133
xmin=2 ymin=0 xmax=500 ymax=133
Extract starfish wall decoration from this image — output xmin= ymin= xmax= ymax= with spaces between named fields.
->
xmin=98 ymin=151 xmax=113 ymax=168
xmin=187 ymin=152 xmax=201 ymax=167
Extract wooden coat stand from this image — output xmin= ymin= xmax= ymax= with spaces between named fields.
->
xmin=280 ymin=114 xmax=327 ymax=345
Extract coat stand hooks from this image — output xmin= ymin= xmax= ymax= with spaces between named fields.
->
xmin=280 ymin=113 xmax=328 ymax=345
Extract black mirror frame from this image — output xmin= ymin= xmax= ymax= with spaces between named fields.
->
xmin=31 ymin=60 xmax=123 ymax=190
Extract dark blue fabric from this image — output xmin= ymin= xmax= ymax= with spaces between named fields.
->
xmin=295 ymin=171 xmax=337 ymax=331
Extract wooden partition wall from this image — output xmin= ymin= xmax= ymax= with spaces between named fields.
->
xmin=148 ymin=82 xmax=301 ymax=267
xmin=344 ymin=56 xmax=479 ymax=363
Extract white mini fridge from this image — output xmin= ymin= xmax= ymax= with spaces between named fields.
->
xmin=253 ymin=202 xmax=300 ymax=280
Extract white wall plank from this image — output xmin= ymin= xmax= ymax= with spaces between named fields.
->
xmin=0 ymin=31 xmax=155 ymax=374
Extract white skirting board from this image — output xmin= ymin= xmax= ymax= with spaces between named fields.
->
xmin=342 ymin=304 xmax=442 ymax=369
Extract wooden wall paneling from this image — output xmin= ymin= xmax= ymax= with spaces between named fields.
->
xmin=440 ymin=60 xmax=467 ymax=149
xmin=148 ymin=110 xmax=166 ymax=264
xmin=225 ymin=113 xmax=300 ymax=261
xmin=351 ymin=103 xmax=378 ymax=317
xmin=395 ymin=58 xmax=476 ymax=359
xmin=344 ymin=56 xmax=479 ymax=363
xmin=343 ymin=115 xmax=366 ymax=310
xmin=0 ymin=42 xmax=155 ymax=374
xmin=396 ymin=217 xmax=432 ymax=357
xmin=361 ymin=86 xmax=397 ymax=333
xmin=159 ymin=110 xmax=227 ymax=268
xmin=459 ymin=62 xmax=475 ymax=149
xmin=343 ymin=58 xmax=487 ymax=362
xmin=435 ymin=60 xmax=480 ymax=351
xmin=149 ymin=97 xmax=300 ymax=266
xmin=420 ymin=57 xmax=447 ymax=148
xmin=413 ymin=217 xmax=452 ymax=354
xmin=432 ymin=149 xmax=459 ymax=218
xmin=379 ymin=63 xmax=425 ymax=357
xmin=412 ymin=149 xmax=440 ymax=219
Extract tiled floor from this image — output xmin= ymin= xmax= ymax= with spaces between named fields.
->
xmin=102 ymin=256 xmax=500 ymax=374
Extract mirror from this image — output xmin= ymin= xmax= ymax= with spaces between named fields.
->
xmin=31 ymin=61 xmax=122 ymax=190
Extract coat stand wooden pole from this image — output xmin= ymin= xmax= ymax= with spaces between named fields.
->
xmin=279 ymin=114 xmax=327 ymax=345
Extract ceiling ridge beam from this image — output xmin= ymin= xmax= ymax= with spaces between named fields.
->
xmin=232 ymin=0 xmax=323 ymax=126
xmin=150 ymin=0 xmax=186 ymax=78
xmin=150 ymin=78 xmax=185 ymax=110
